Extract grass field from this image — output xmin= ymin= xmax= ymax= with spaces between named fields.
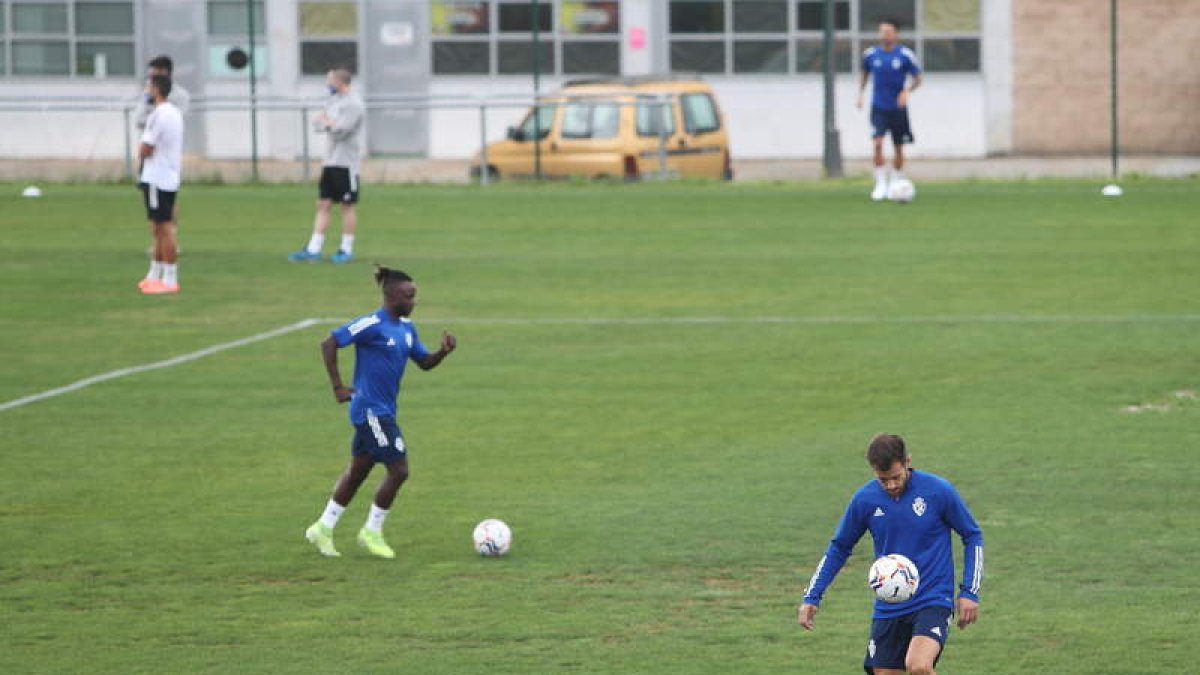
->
xmin=1 ymin=178 xmax=1198 ymax=674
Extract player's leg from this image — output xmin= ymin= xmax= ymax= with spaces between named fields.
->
xmin=331 ymin=204 xmax=356 ymax=263
xmin=903 ymin=636 xmax=941 ymax=675
xmin=138 ymin=185 xmax=162 ymax=289
xmin=357 ymin=419 xmax=407 ymax=558
xmin=903 ymin=606 xmax=951 ymax=675
xmin=889 ymin=109 xmax=914 ymax=186
xmin=306 ymin=422 xmax=377 ymax=557
xmin=870 ymin=108 xmax=889 ymax=201
xmin=330 ymin=172 xmax=358 ymax=263
xmin=290 ymin=168 xmax=335 ymax=261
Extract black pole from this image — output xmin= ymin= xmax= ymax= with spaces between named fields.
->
xmin=247 ymin=0 xmax=259 ymax=181
xmin=1109 ymin=0 xmax=1118 ymax=180
xmin=821 ymin=0 xmax=844 ymax=177
xmin=532 ymin=0 xmax=542 ymax=181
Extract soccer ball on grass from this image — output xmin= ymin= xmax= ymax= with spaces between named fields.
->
xmin=868 ymin=554 xmax=919 ymax=603
xmin=888 ymin=178 xmax=916 ymax=203
xmin=473 ymin=518 xmax=512 ymax=557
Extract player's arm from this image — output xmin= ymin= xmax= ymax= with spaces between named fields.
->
xmin=416 ymin=331 xmax=457 ymax=371
xmin=856 ymin=70 xmax=870 ymax=109
xmin=799 ymin=498 xmax=868 ymax=630
xmin=321 ymin=335 xmax=354 ymax=403
xmin=326 ymin=101 xmax=364 ymax=141
xmin=898 ymin=73 xmax=923 ymax=107
xmin=138 ymin=141 xmax=155 ymax=159
xmin=945 ymin=485 xmax=984 ymax=628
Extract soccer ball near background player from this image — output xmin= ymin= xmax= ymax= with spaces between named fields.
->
xmin=473 ymin=518 xmax=512 ymax=557
xmin=869 ymin=554 xmax=920 ymax=603
xmin=888 ymin=178 xmax=916 ymax=203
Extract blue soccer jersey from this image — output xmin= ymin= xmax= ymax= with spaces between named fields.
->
xmin=803 ymin=469 xmax=983 ymax=619
xmin=863 ymin=44 xmax=921 ymax=111
xmin=331 ymin=308 xmax=431 ymax=425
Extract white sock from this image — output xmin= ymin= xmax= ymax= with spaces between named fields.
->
xmin=145 ymin=260 xmax=162 ymax=280
xmin=162 ymin=263 xmax=177 ymax=286
xmin=306 ymin=233 xmax=325 ymax=255
xmin=874 ymin=167 xmax=888 ymax=185
xmin=365 ymin=503 xmax=389 ymax=533
xmin=891 ymin=168 xmax=905 ymax=182
xmin=339 ymin=234 xmax=355 ymax=254
xmin=318 ymin=499 xmax=345 ymax=529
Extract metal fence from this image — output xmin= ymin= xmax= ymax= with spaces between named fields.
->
xmin=0 ymin=94 xmax=677 ymax=185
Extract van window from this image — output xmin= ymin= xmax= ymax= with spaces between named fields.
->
xmin=636 ymin=97 xmax=677 ymax=137
xmin=559 ymin=101 xmax=621 ymax=139
xmin=592 ymin=103 xmax=620 ymax=139
xmin=519 ymin=104 xmax=556 ymax=140
xmin=561 ymin=103 xmax=592 ymax=138
xmin=681 ymin=93 xmax=721 ymax=135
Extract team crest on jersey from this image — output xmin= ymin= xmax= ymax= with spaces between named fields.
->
xmin=912 ymin=497 xmax=927 ymax=516
xmin=405 ymin=333 xmax=413 ymax=347
xmin=873 ymin=58 xmax=882 ymax=68
xmin=892 ymin=57 xmax=902 ymax=69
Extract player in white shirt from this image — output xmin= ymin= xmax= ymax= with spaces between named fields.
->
xmin=137 ymin=74 xmax=185 ymax=295
xmin=136 ymin=56 xmax=189 ymax=257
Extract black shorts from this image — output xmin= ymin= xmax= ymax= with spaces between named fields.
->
xmin=863 ymin=605 xmax=951 ymax=673
xmin=870 ymin=106 xmax=915 ymax=145
xmin=140 ymin=183 xmax=177 ymax=224
xmin=319 ymin=166 xmax=360 ymax=204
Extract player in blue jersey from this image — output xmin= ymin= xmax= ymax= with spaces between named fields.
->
xmin=798 ymin=434 xmax=983 ymax=675
xmin=304 ymin=266 xmax=457 ymax=559
xmin=857 ymin=19 xmax=923 ymax=201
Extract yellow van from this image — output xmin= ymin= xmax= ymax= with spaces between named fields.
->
xmin=472 ymin=77 xmax=732 ymax=181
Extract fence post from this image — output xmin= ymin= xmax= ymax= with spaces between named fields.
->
xmin=479 ymin=102 xmax=490 ymax=186
xmin=123 ymin=105 xmax=134 ymax=181
xmin=300 ymin=105 xmax=310 ymax=181
xmin=656 ymin=98 xmax=669 ymax=179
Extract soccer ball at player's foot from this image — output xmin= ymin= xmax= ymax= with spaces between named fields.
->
xmin=473 ymin=519 xmax=511 ymax=557
xmin=888 ymin=178 xmax=916 ymax=203
xmin=869 ymin=554 xmax=920 ymax=603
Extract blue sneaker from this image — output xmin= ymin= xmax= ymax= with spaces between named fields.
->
xmin=330 ymin=250 xmax=354 ymax=264
xmin=288 ymin=249 xmax=321 ymax=262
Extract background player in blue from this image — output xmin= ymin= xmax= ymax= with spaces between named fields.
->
xmin=857 ymin=19 xmax=923 ymax=201
xmin=798 ymin=434 xmax=983 ymax=675
xmin=305 ymin=266 xmax=457 ymax=559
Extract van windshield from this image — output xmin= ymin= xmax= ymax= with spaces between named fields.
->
xmin=519 ymin=105 xmax=556 ymax=140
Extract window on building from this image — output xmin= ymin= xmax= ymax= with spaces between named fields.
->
xmin=668 ymin=0 xmax=980 ymax=75
xmin=432 ymin=0 xmax=621 ymax=77
xmin=1 ymin=1 xmax=134 ymax=77
xmin=208 ymin=0 xmax=268 ymax=78
xmin=299 ymin=1 xmax=359 ymax=76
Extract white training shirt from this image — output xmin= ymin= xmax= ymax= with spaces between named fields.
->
xmin=140 ymin=102 xmax=184 ymax=192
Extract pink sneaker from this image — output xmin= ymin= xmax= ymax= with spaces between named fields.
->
xmin=142 ymin=280 xmax=180 ymax=294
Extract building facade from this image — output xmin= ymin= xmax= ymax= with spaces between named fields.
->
xmin=0 ymin=0 xmax=1194 ymax=163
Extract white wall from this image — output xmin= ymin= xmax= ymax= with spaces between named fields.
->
xmin=424 ymin=74 xmax=987 ymax=160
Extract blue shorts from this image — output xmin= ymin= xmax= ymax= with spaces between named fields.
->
xmin=351 ymin=414 xmax=407 ymax=465
xmin=863 ymin=605 xmax=951 ymax=673
xmin=870 ymin=106 xmax=914 ymax=144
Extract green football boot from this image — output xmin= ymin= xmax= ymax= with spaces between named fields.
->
xmin=356 ymin=528 xmax=396 ymax=559
xmin=305 ymin=522 xmax=340 ymax=557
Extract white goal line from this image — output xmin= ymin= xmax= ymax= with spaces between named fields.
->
xmin=3 ymin=312 xmax=1199 ymax=414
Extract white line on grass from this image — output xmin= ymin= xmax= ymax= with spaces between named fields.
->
xmin=5 ymin=313 xmax=1199 ymax=414
xmin=0 ymin=319 xmax=321 ymax=414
